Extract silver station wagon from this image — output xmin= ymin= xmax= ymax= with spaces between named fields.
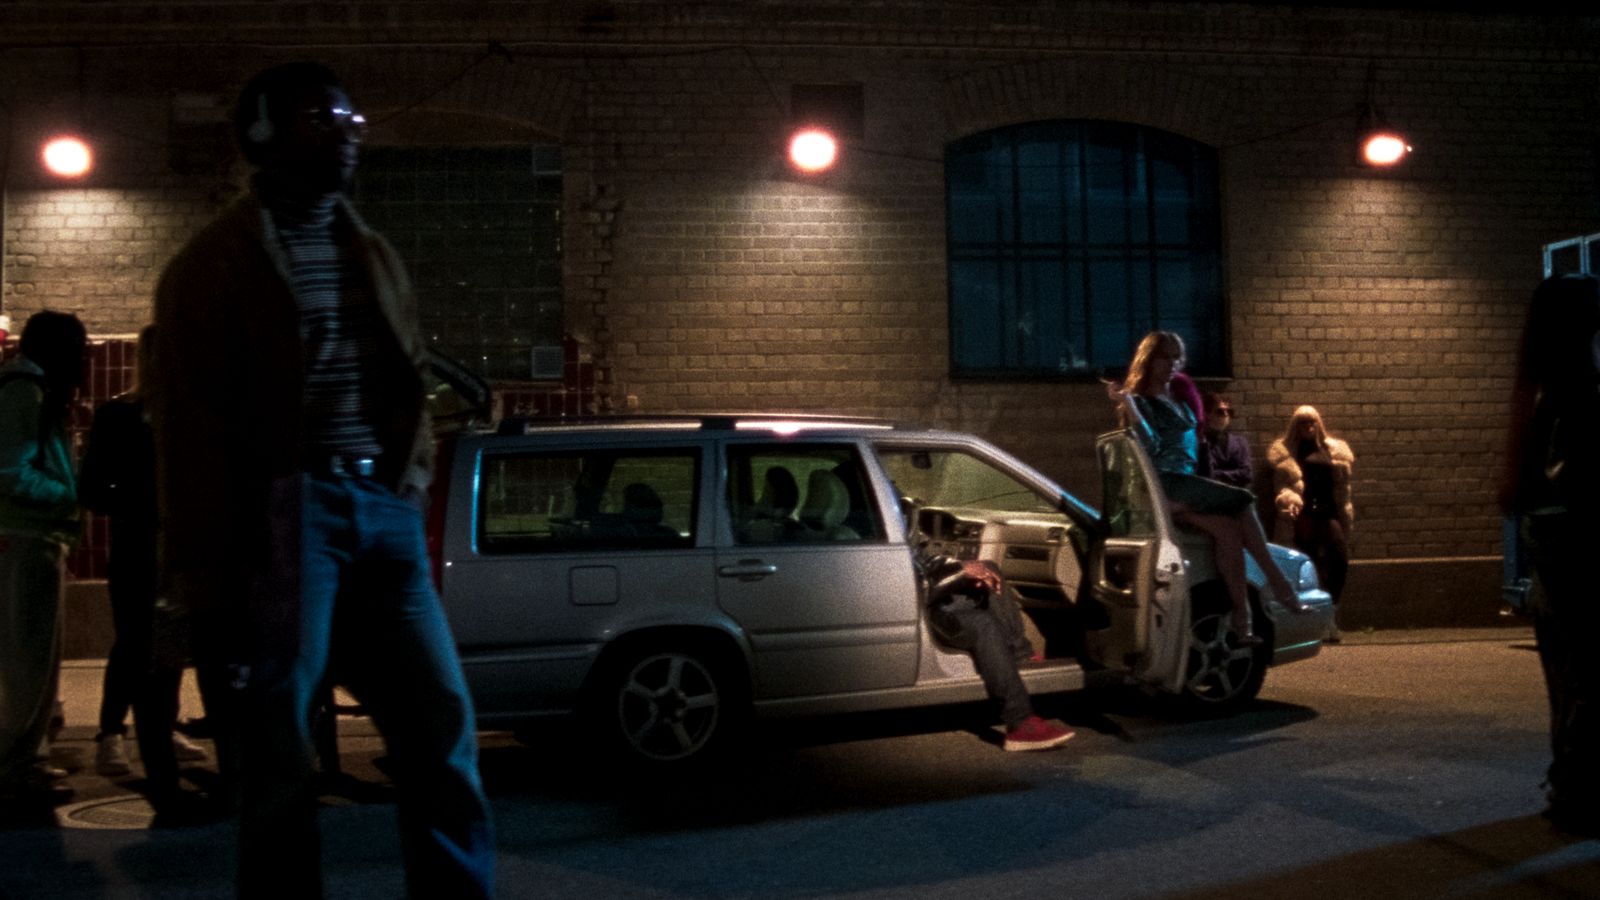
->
xmin=427 ymin=412 xmax=1334 ymax=766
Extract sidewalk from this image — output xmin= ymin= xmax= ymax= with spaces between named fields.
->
xmin=1333 ymin=624 xmax=1534 ymax=645
xmin=36 ymin=664 xmax=381 ymax=831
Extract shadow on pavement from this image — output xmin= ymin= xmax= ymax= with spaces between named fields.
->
xmin=477 ymin=723 xmax=1046 ymax=833
xmin=1168 ymin=814 xmax=1600 ymax=899
xmin=478 ymin=689 xmax=1321 ymax=834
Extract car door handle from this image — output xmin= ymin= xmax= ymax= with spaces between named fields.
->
xmin=718 ymin=561 xmax=778 ymax=579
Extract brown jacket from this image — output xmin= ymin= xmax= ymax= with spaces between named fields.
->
xmin=1266 ymin=436 xmax=1354 ymax=544
xmin=150 ymin=193 xmax=432 ymax=616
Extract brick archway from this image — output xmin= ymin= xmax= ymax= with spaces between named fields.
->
xmin=942 ymin=57 xmax=1245 ymax=147
xmin=339 ymin=48 xmax=583 ymax=141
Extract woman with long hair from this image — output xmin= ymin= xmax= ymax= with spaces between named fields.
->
xmin=1500 ymin=273 xmax=1600 ymax=836
xmin=1117 ymin=331 xmax=1305 ymax=645
xmin=1267 ymin=406 xmax=1354 ymax=639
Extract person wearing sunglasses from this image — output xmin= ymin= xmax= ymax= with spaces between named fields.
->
xmin=150 ymin=62 xmax=493 ymax=897
xmin=1200 ymin=391 xmax=1253 ymax=489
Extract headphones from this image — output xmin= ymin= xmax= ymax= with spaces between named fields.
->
xmin=245 ymin=92 xmax=274 ymax=144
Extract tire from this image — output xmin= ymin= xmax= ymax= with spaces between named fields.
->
xmin=591 ymin=642 xmax=744 ymax=767
xmin=1175 ymin=596 xmax=1270 ymax=717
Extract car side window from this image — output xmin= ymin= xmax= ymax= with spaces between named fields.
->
xmin=728 ymin=444 xmax=884 ymax=545
xmin=478 ymin=448 xmax=699 ymax=553
xmin=1098 ymin=436 xmax=1158 ymax=538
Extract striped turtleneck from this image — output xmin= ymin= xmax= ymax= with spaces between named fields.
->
xmin=257 ymin=179 xmax=384 ymax=461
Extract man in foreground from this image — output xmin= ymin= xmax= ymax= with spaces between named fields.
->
xmin=151 ymin=62 xmax=494 ymax=896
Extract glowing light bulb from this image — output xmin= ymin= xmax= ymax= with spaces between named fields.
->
xmin=788 ymin=129 xmax=838 ymax=173
xmin=41 ymin=136 xmax=93 ymax=178
xmin=1361 ymin=132 xmax=1411 ymax=167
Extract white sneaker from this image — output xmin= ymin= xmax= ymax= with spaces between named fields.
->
xmin=172 ymin=733 xmax=210 ymax=762
xmin=95 ymin=734 xmax=132 ymax=776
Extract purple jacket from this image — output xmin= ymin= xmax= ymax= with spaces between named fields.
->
xmin=1205 ymin=429 xmax=1254 ymax=488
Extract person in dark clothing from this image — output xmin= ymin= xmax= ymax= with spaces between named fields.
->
xmin=78 ymin=326 xmax=212 ymax=809
xmin=1267 ymin=405 xmax=1354 ymax=640
xmin=917 ymin=549 xmax=1074 ymax=752
xmin=150 ymin=63 xmax=493 ymax=896
xmin=1500 ymin=273 xmax=1600 ymax=837
xmin=0 ymin=310 xmax=85 ymax=812
xmin=1200 ymin=392 xmax=1253 ymax=489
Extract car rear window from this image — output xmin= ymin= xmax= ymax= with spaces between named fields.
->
xmin=477 ymin=448 xmax=700 ymax=554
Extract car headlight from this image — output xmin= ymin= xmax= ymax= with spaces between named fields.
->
xmin=1296 ymin=558 xmax=1320 ymax=591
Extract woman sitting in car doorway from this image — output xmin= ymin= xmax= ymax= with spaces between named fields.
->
xmin=1114 ymin=331 xmax=1309 ymax=646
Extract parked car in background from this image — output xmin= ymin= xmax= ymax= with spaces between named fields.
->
xmin=420 ymin=372 xmax=1333 ymax=767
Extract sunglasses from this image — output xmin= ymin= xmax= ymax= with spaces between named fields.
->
xmin=297 ymin=105 xmax=369 ymax=142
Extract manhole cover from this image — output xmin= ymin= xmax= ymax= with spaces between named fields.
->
xmin=56 ymin=795 xmax=155 ymax=830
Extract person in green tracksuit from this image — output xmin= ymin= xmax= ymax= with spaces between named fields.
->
xmin=0 ymin=310 xmax=85 ymax=812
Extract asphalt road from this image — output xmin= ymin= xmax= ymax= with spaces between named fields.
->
xmin=5 ymin=626 xmax=1599 ymax=899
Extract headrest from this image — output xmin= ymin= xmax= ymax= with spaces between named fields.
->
xmin=800 ymin=469 xmax=849 ymax=530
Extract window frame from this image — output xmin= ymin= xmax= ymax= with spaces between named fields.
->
xmin=944 ymin=119 xmax=1229 ymax=381
xmin=352 ymin=144 xmax=564 ymax=383
xmin=475 ymin=446 xmax=702 ymax=555
xmin=725 ymin=442 xmax=889 ymax=546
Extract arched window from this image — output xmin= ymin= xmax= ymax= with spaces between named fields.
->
xmin=946 ymin=121 xmax=1225 ymax=377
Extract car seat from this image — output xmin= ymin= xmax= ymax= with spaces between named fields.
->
xmin=620 ymin=482 xmax=679 ymax=539
xmin=741 ymin=466 xmax=802 ymax=543
xmin=799 ymin=469 xmax=860 ymax=540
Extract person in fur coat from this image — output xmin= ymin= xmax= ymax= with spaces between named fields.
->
xmin=1268 ymin=406 xmax=1354 ymax=636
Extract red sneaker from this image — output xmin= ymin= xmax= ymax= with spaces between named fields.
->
xmin=1003 ymin=716 xmax=1075 ymax=752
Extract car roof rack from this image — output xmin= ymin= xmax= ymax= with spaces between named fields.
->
xmin=494 ymin=412 xmax=900 ymax=436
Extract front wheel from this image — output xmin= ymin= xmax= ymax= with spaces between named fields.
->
xmin=593 ymin=644 xmax=742 ymax=766
xmin=1176 ymin=606 xmax=1269 ymax=716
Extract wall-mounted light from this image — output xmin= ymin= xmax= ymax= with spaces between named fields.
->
xmin=787 ymin=82 xmax=862 ymax=176
xmin=1357 ymin=64 xmax=1411 ymax=169
xmin=788 ymin=128 xmax=838 ymax=173
xmin=1358 ymin=104 xmax=1411 ymax=168
xmin=41 ymin=134 xmax=93 ymax=179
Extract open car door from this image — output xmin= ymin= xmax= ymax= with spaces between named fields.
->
xmin=426 ymin=348 xmax=493 ymax=434
xmin=1085 ymin=431 xmax=1189 ymax=692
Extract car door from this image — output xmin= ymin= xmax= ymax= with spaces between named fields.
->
xmin=714 ymin=440 xmax=921 ymax=698
xmin=1087 ymin=430 xmax=1189 ymax=692
xmin=442 ymin=439 xmax=716 ymax=714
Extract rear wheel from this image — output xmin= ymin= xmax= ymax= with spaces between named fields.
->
xmin=1177 ymin=601 xmax=1269 ymax=716
xmin=592 ymin=643 xmax=744 ymax=766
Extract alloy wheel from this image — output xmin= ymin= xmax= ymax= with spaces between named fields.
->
xmin=615 ymin=650 xmax=722 ymax=762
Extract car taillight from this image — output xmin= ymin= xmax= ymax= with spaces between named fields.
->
xmin=426 ymin=436 xmax=455 ymax=593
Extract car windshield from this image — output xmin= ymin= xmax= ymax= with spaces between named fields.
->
xmin=877 ymin=447 xmax=1060 ymax=514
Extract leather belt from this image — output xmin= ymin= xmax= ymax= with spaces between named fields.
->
xmin=307 ymin=455 xmax=379 ymax=478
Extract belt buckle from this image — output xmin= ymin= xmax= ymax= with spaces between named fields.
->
xmin=328 ymin=456 xmax=376 ymax=478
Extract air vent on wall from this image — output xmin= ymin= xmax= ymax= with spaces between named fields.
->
xmin=531 ymin=345 xmax=565 ymax=381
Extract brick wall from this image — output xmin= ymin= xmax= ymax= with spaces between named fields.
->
xmin=2 ymin=2 xmax=1597 ymax=626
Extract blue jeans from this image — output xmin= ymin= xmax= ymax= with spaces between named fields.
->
xmin=928 ymin=592 xmax=1035 ymax=730
xmin=238 ymin=473 xmax=494 ymax=898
